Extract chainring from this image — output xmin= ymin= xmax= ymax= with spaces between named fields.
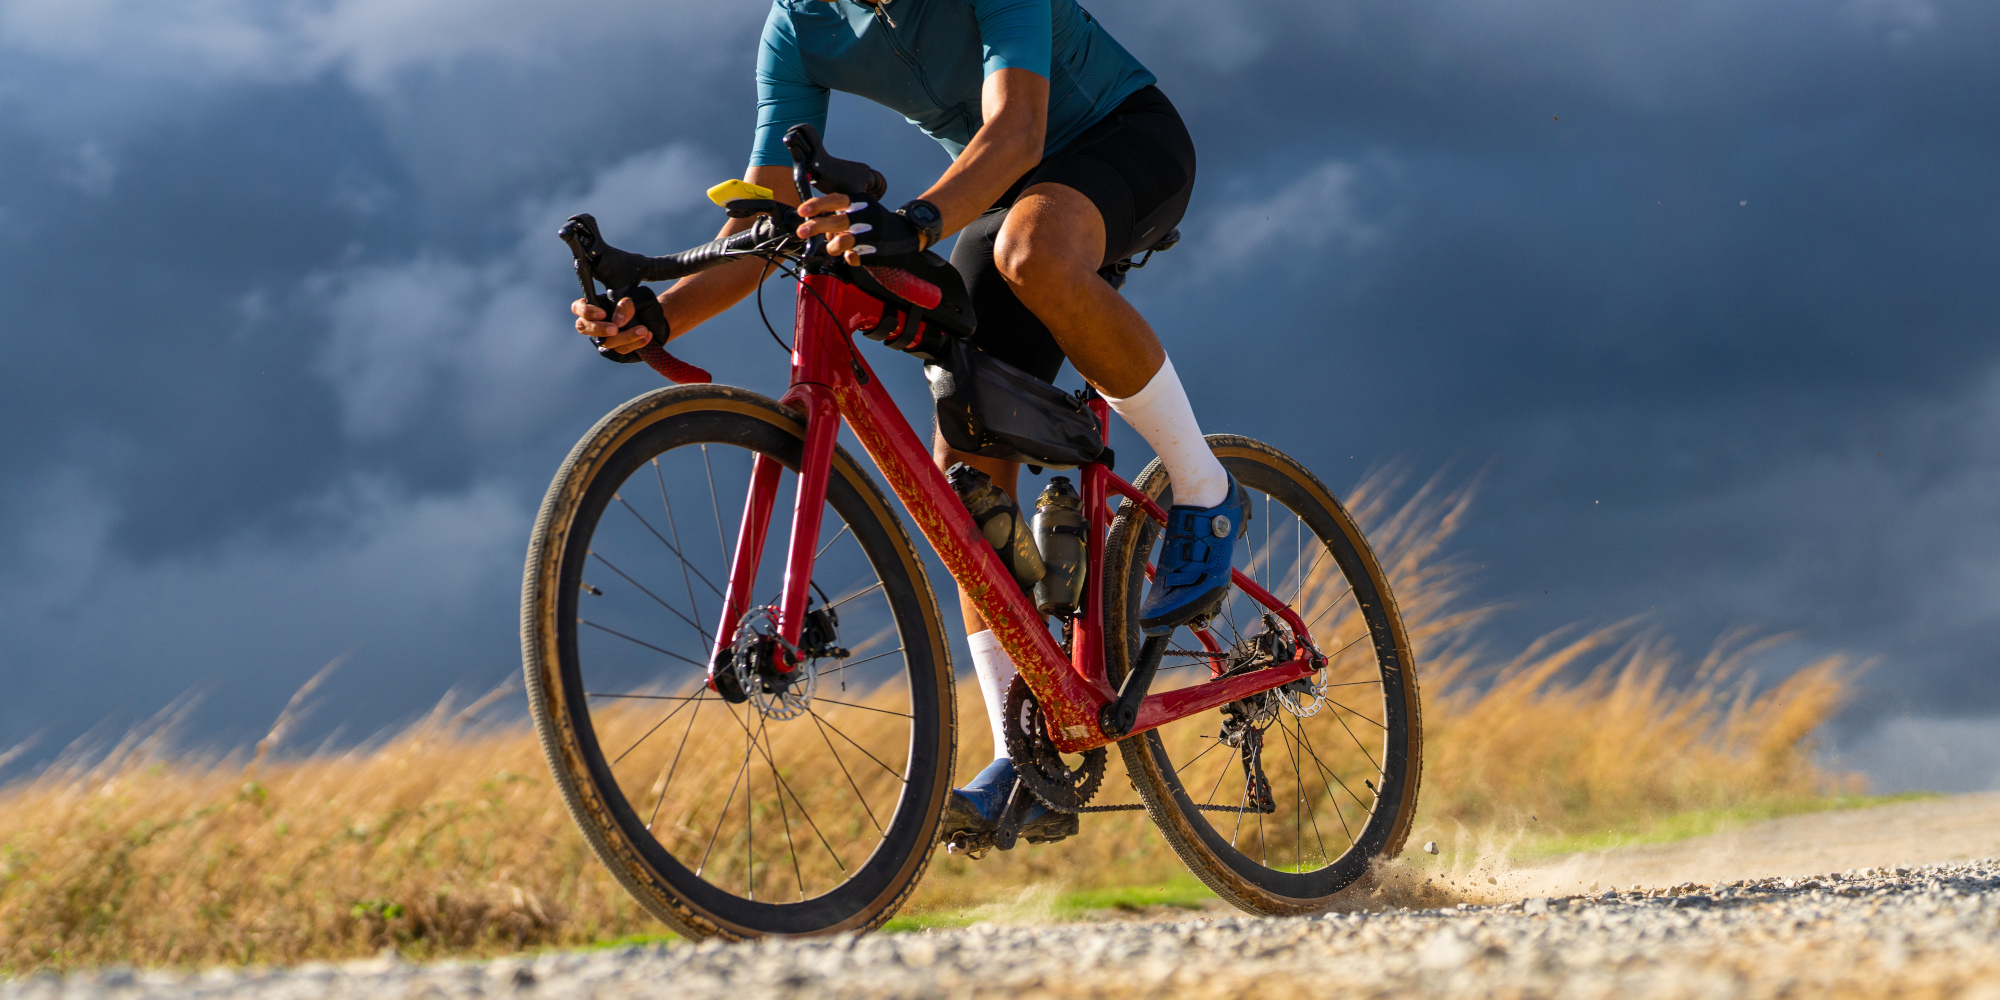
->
xmin=1002 ymin=676 xmax=1106 ymax=813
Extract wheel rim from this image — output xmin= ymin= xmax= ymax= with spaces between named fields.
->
xmin=548 ymin=407 xmax=944 ymax=930
xmin=1118 ymin=453 xmax=1416 ymax=896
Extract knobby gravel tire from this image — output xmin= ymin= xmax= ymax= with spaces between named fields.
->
xmin=521 ymin=384 xmax=955 ymax=940
xmin=1103 ymin=435 xmax=1422 ymax=915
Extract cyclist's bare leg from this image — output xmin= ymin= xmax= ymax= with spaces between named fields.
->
xmin=995 ymin=181 xmax=1238 ymax=630
xmin=989 ymin=182 xmax=1164 ymax=398
xmin=932 ymin=437 xmax=1033 ymax=782
xmin=930 ymin=437 xmax=1018 ymax=636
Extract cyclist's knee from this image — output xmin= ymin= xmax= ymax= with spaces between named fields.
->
xmin=993 ymin=231 xmax=1091 ymax=299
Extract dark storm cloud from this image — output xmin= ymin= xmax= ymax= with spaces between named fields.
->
xmin=1 ymin=0 xmax=1995 ymax=787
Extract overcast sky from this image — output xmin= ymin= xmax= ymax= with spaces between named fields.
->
xmin=2 ymin=0 xmax=1997 ymax=790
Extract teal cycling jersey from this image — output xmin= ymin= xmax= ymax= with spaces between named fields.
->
xmin=750 ymin=0 xmax=1156 ymax=170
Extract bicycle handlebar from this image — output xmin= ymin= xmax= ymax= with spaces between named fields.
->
xmin=557 ymin=125 xmax=934 ymax=378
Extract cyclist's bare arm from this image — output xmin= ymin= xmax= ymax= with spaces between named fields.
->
xmin=571 ymin=164 xmax=800 ymax=353
xmin=800 ymin=68 xmax=1049 ymax=260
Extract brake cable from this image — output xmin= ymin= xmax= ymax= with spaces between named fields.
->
xmin=753 ymin=258 xmax=789 ymax=355
xmin=766 ymin=255 xmax=873 ymax=385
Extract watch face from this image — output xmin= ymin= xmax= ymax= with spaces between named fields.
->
xmin=908 ymin=201 xmax=941 ymax=229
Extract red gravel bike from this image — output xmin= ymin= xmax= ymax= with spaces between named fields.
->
xmin=522 ymin=128 xmax=1422 ymax=940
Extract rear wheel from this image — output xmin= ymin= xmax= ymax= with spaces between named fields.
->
xmin=522 ymin=385 xmax=955 ymax=939
xmin=1103 ymin=435 xmax=1422 ymax=915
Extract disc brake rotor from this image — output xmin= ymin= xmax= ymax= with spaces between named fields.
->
xmin=1002 ymin=676 xmax=1106 ymax=813
xmin=731 ymin=605 xmax=815 ymax=721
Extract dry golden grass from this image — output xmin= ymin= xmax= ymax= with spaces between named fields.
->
xmin=0 ymin=473 xmax=1856 ymax=972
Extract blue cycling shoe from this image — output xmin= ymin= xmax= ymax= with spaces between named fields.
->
xmin=939 ymin=758 xmax=1079 ymax=845
xmin=1139 ymin=475 xmax=1246 ymax=637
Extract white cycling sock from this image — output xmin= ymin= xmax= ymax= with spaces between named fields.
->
xmin=968 ymin=629 xmax=1017 ymax=762
xmin=1101 ymin=356 xmax=1231 ymax=508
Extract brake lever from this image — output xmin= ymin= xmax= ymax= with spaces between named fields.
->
xmin=557 ymin=214 xmax=614 ymax=319
xmin=781 ymin=124 xmax=890 ymax=262
xmin=557 ymin=213 xmax=664 ymax=363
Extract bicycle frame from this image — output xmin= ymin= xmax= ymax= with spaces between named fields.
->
xmin=709 ymin=271 xmax=1321 ymax=754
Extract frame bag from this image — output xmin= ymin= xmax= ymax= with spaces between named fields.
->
xmin=925 ymin=339 xmax=1109 ymax=470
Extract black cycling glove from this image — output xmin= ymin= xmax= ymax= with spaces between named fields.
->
xmin=834 ymin=200 xmax=925 ymax=258
xmin=597 ymin=286 xmax=667 ymax=363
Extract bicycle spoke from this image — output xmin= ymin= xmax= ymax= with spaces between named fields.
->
xmin=1321 ymin=629 xmax=1373 ymax=665
xmin=612 ymin=692 xmax=701 ymax=766
xmin=1257 ymin=780 xmax=1268 ymax=867
xmin=701 ymin=444 xmax=728 ymax=564
xmin=655 ymin=459 xmax=715 ymax=624
xmin=828 ymin=579 xmax=885 ymax=610
xmin=1202 ymin=743 xmax=1235 ymax=806
xmin=725 ymin=703 xmax=849 ymax=876
xmin=590 ymin=551 xmax=711 ymax=643
xmin=755 ymin=714 xmax=808 ymax=900
xmin=1297 ymin=721 xmax=1372 ymax=820
xmin=620 ymin=491 xmax=726 ymax=604
xmin=1292 ymin=729 xmax=1358 ymax=845
xmin=1262 ymin=491 xmax=1271 ymax=594
xmin=811 ymin=714 xmax=884 ymax=833
xmin=648 ymin=693 xmax=707 ymax=832
xmin=579 ymin=619 xmax=708 ymax=669
xmin=1320 ymin=696 xmax=1388 ymax=730
xmin=815 ymin=523 xmax=853 ymax=562
xmin=1295 ymin=544 xmax=1329 ymax=610
xmin=1288 ymin=712 xmax=1301 ymax=865
xmin=1277 ymin=719 xmax=1332 ymax=862
xmin=590 ymin=692 xmax=704 ymax=702
xmin=1231 ymin=770 xmax=1250 ymax=848
xmin=823 ymin=645 xmax=904 ymax=679
xmin=1327 ymin=703 xmax=1383 ymax=774
xmin=809 ymin=709 xmax=906 ymax=782
xmin=815 ymin=696 xmax=911 ymax=719
xmin=1179 ymin=734 xmax=1228 ymax=773
xmin=695 ymin=733 xmax=753 ymax=879
xmin=1296 ymin=516 xmax=1312 ymax=608
xmin=1306 ymin=583 xmax=1356 ymax=631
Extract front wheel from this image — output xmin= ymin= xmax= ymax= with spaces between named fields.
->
xmin=522 ymin=385 xmax=956 ymax=939
xmin=1103 ymin=435 xmax=1422 ymax=915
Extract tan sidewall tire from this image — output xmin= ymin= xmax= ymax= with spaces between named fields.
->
xmin=1106 ymin=434 xmax=1422 ymax=915
xmin=520 ymin=384 xmax=954 ymax=940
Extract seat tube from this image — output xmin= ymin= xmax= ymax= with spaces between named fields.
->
xmin=711 ymin=454 xmax=784 ymax=675
xmin=776 ymin=383 xmax=841 ymax=656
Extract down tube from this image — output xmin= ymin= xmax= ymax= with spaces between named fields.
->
xmin=826 ymin=368 xmax=1116 ymax=749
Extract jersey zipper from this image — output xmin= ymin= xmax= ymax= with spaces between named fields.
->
xmin=867 ymin=2 xmax=949 ymax=114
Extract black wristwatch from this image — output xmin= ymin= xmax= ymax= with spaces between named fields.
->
xmin=897 ymin=199 xmax=944 ymax=250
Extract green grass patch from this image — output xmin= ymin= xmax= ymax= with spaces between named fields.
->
xmin=579 ymin=932 xmax=681 ymax=951
xmin=882 ymin=876 xmax=1218 ymax=933
xmin=1518 ymin=792 xmax=1943 ymax=860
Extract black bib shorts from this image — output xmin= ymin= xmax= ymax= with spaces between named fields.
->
xmin=949 ymin=85 xmax=1197 ymax=384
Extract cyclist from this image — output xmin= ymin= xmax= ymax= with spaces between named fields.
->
xmin=571 ymin=0 xmax=1244 ymax=846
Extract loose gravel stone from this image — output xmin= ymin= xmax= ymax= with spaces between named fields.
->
xmin=11 ymin=861 xmax=2000 ymax=999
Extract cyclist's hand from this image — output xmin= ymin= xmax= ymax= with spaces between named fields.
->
xmin=797 ymin=193 xmax=861 ymax=262
xmin=572 ymin=296 xmax=652 ymax=354
xmin=798 ymin=193 xmax=923 ymax=263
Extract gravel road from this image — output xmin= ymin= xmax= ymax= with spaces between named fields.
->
xmin=12 ymin=862 xmax=2000 ymax=1000
xmin=10 ymin=797 xmax=2000 ymax=1000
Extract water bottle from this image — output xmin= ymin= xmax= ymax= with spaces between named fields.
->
xmin=947 ymin=463 xmax=1045 ymax=591
xmin=1032 ymin=476 xmax=1088 ymax=616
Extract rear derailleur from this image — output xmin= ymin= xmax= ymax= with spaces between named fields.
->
xmin=942 ymin=677 xmax=1107 ymax=859
xmin=1220 ymin=695 xmax=1278 ymax=815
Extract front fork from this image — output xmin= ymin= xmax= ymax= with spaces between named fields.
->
xmin=707 ymin=382 xmax=842 ymax=690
